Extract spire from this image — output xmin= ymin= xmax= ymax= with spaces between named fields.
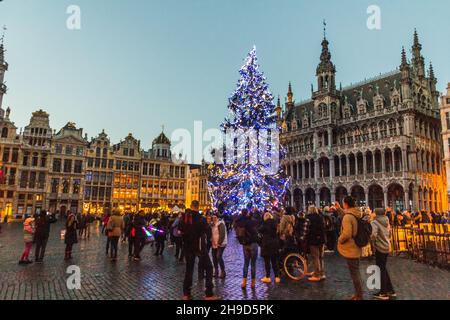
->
xmin=0 ymin=25 xmax=6 ymax=64
xmin=400 ymin=46 xmax=408 ymax=68
xmin=411 ymin=29 xmax=425 ymax=79
xmin=413 ymin=29 xmax=421 ymax=51
xmin=429 ymin=61 xmax=435 ymax=80
xmin=316 ymin=20 xmax=336 ymax=92
xmin=287 ymin=82 xmax=293 ymax=103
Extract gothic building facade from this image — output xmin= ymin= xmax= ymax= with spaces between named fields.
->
xmin=280 ymin=30 xmax=447 ymax=213
xmin=440 ymin=83 xmax=450 ymax=208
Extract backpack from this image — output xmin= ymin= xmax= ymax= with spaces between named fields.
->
xmin=354 ymin=217 xmax=372 ymax=248
xmin=236 ymin=226 xmax=250 ymax=245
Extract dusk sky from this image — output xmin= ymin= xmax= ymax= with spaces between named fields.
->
xmin=1 ymin=0 xmax=449 ymax=161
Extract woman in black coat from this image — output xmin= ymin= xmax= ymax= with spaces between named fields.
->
xmin=258 ymin=212 xmax=280 ymax=284
xmin=64 ymin=213 xmax=78 ymax=260
xmin=133 ymin=212 xmax=147 ymax=261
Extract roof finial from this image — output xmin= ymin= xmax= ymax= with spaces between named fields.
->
xmin=0 ymin=25 xmax=6 ymax=46
xmin=161 ymin=124 xmax=165 ymax=133
xmin=323 ymin=19 xmax=327 ymax=40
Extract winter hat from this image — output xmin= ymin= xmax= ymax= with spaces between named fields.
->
xmin=374 ymin=208 xmax=385 ymax=216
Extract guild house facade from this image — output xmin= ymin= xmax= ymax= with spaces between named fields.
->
xmin=280 ymin=30 xmax=447 ymax=213
xmin=0 ymin=41 xmax=194 ymax=219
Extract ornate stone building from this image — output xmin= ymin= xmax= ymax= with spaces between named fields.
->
xmin=440 ymin=83 xmax=450 ymax=208
xmin=186 ymin=162 xmax=211 ymax=211
xmin=47 ymin=122 xmax=88 ymax=214
xmin=0 ymin=40 xmax=197 ymax=218
xmin=16 ymin=110 xmax=52 ymax=216
xmin=280 ymin=30 xmax=447 ymax=213
xmin=140 ymin=132 xmax=188 ymax=212
xmin=112 ymin=133 xmax=142 ymax=212
xmin=83 ymin=130 xmax=115 ymax=215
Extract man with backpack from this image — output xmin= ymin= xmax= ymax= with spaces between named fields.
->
xmin=234 ymin=208 xmax=259 ymax=289
xmin=179 ymin=201 xmax=219 ymax=300
xmin=335 ymin=196 xmax=367 ymax=300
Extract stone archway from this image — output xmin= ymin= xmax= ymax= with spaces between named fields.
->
xmin=335 ymin=186 xmax=348 ymax=204
xmin=284 ymin=189 xmax=292 ymax=206
xmin=305 ymin=188 xmax=316 ymax=207
xmin=388 ymin=183 xmax=405 ymax=211
xmin=319 ymin=187 xmax=331 ymax=207
xmin=368 ymin=184 xmax=383 ymax=209
xmin=293 ymin=188 xmax=303 ymax=212
xmin=350 ymin=185 xmax=365 ymax=206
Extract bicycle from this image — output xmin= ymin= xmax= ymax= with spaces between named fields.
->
xmin=278 ymin=239 xmax=309 ymax=281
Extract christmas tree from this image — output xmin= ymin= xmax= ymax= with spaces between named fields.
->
xmin=208 ymin=47 xmax=289 ymax=215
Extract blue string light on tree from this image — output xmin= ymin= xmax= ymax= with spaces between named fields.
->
xmin=208 ymin=46 xmax=289 ymax=216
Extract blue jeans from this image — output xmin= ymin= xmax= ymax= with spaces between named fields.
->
xmin=243 ymin=243 xmax=258 ymax=279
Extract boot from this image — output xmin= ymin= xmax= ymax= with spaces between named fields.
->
xmin=241 ymin=278 xmax=247 ymax=289
xmin=250 ymin=279 xmax=256 ymax=289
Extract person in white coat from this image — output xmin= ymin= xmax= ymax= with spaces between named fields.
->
xmin=211 ymin=215 xmax=227 ymax=278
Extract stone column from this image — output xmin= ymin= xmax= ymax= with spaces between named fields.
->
xmin=365 ymin=192 xmax=369 ymax=208
xmin=413 ymin=188 xmax=419 ymax=212
xmin=383 ymin=189 xmax=389 ymax=208
xmin=402 ymin=148 xmax=408 ymax=171
xmin=315 ymin=192 xmax=320 ymax=207
xmin=313 ymin=132 xmax=319 ymax=152
xmin=302 ymin=193 xmax=306 ymax=210
xmin=363 ymin=152 xmax=367 ymax=176
xmin=404 ymin=190 xmax=410 ymax=210
xmin=373 ymin=152 xmax=377 ymax=172
xmin=301 ymin=161 xmax=305 ymax=181
xmin=327 ymin=127 xmax=333 ymax=147
xmin=328 ymin=158 xmax=333 ymax=180
xmin=355 ymin=155 xmax=359 ymax=176
xmin=346 ymin=156 xmax=350 ymax=177
xmin=391 ymin=152 xmax=395 ymax=173
xmin=381 ymin=150 xmax=386 ymax=172
xmin=314 ymin=159 xmax=319 ymax=180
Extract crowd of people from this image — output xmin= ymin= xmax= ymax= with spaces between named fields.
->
xmin=10 ymin=197 xmax=450 ymax=300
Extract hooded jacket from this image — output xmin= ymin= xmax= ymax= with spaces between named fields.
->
xmin=371 ymin=215 xmax=391 ymax=254
xmin=337 ymin=207 xmax=363 ymax=259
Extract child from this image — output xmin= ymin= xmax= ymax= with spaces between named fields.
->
xmin=19 ymin=217 xmax=35 ymax=265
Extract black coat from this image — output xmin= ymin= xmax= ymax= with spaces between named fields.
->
xmin=306 ymin=213 xmax=326 ymax=246
xmin=179 ymin=210 xmax=209 ymax=256
xmin=133 ymin=215 xmax=147 ymax=239
xmin=258 ymin=219 xmax=279 ymax=257
xmin=34 ymin=214 xmax=57 ymax=240
xmin=65 ymin=219 xmax=78 ymax=245
xmin=234 ymin=215 xmax=259 ymax=244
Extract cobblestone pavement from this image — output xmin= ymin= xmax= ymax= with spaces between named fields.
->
xmin=0 ymin=221 xmax=448 ymax=300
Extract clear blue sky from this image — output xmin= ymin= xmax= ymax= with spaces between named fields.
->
xmin=1 ymin=0 xmax=449 ymax=160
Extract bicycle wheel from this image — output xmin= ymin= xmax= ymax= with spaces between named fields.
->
xmin=283 ymin=253 xmax=308 ymax=281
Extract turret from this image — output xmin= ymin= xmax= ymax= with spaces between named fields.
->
xmin=316 ymin=21 xmax=336 ymax=93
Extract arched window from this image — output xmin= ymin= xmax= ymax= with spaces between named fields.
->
xmin=1 ymin=127 xmax=7 ymax=138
